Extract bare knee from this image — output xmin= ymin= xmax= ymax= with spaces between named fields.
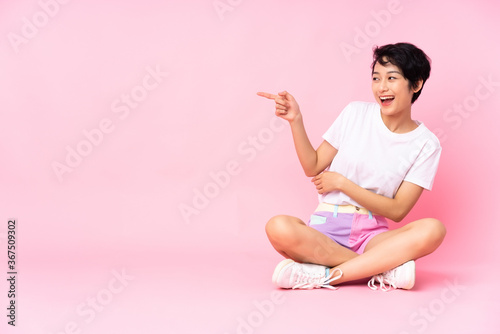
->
xmin=265 ymin=215 xmax=303 ymax=246
xmin=418 ymin=218 xmax=447 ymax=251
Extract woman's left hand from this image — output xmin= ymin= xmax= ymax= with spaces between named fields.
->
xmin=311 ymin=171 xmax=346 ymax=194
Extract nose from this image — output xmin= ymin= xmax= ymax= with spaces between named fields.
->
xmin=378 ymin=79 xmax=388 ymax=92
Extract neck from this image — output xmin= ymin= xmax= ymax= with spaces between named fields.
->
xmin=380 ymin=107 xmax=417 ymax=134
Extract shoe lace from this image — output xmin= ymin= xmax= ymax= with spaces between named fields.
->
xmin=368 ymin=270 xmax=397 ymax=292
xmin=292 ymin=268 xmax=343 ymax=290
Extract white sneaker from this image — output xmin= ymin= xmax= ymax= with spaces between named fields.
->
xmin=368 ymin=260 xmax=416 ymax=291
xmin=272 ymin=259 xmax=343 ymax=290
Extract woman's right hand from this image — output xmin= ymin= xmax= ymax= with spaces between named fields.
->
xmin=257 ymin=91 xmax=301 ymax=123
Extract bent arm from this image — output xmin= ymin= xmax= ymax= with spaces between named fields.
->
xmin=313 ymin=172 xmax=424 ymax=222
xmin=340 ymin=179 xmax=423 ymax=222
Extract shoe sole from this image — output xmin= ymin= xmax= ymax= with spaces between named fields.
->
xmin=271 ymin=259 xmax=294 ymax=285
xmin=402 ymin=260 xmax=416 ymax=290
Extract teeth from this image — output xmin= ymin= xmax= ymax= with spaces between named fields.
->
xmin=380 ymin=96 xmax=394 ymax=101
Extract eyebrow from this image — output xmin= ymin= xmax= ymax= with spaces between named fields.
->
xmin=372 ymin=71 xmax=402 ymax=75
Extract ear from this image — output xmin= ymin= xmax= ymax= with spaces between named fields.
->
xmin=413 ymin=79 xmax=424 ymax=93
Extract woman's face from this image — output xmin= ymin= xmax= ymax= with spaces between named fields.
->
xmin=371 ymin=61 xmax=419 ymax=116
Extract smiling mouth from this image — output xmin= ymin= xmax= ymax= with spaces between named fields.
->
xmin=380 ymin=96 xmax=395 ymax=106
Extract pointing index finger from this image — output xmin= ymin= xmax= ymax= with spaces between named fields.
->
xmin=257 ymin=92 xmax=278 ymax=100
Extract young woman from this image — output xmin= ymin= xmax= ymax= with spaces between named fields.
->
xmin=257 ymin=43 xmax=446 ymax=291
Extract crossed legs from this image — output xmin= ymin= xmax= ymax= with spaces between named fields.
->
xmin=265 ymin=214 xmax=446 ymax=285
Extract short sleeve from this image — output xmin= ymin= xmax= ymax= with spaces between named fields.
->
xmin=322 ymin=103 xmax=352 ymax=149
xmin=404 ymin=140 xmax=442 ymax=190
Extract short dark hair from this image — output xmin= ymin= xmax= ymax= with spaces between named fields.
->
xmin=371 ymin=43 xmax=431 ymax=103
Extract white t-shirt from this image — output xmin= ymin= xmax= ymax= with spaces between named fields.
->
xmin=319 ymin=101 xmax=442 ymax=206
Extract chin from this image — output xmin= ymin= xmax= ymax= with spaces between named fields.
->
xmin=379 ymin=105 xmax=399 ymax=116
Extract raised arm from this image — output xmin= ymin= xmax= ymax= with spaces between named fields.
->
xmin=257 ymin=91 xmax=337 ymax=177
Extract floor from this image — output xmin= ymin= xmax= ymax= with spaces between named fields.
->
xmin=4 ymin=247 xmax=498 ymax=334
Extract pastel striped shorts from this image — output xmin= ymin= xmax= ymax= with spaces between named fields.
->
xmin=307 ymin=203 xmax=389 ymax=254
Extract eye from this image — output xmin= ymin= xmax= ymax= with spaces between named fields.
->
xmin=389 ymin=76 xmax=398 ymax=80
xmin=372 ymin=77 xmax=380 ymax=81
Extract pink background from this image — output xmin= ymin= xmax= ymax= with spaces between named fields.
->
xmin=1 ymin=0 xmax=499 ymax=333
